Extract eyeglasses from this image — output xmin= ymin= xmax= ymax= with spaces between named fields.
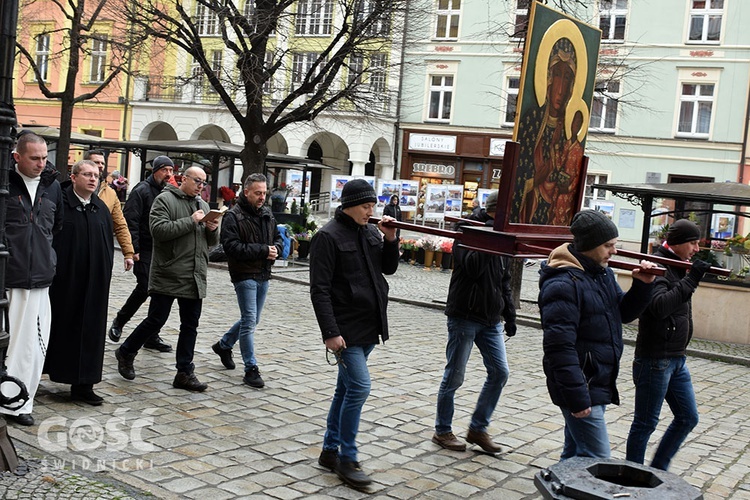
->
xmin=325 ymin=347 xmax=347 ymax=368
xmin=184 ymin=175 xmax=207 ymax=187
xmin=75 ymin=172 xmax=99 ymax=179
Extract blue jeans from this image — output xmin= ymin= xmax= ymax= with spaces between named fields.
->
xmin=560 ymin=404 xmax=610 ymax=460
xmin=626 ymin=356 xmax=698 ymax=470
xmin=323 ymin=345 xmax=374 ymax=463
xmin=435 ymin=317 xmax=509 ymax=435
xmin=121 ymin=293 xmax=202 ymax=374
xmin=219 ymin=279 xmax=269 ymax=371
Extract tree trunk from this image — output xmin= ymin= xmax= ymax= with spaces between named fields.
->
xmin=239 ymin=136 xmax=268 ymax=182
xmin=56 ymin=100 xmax=74 ymax=177
xmin=509 ymin=258 xmax=524 ymax=312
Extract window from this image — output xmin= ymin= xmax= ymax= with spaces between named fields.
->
xmin=190 ymin=58 xmax=204 ymax=101
xmin=195 ymin=3 xmax=219 ymax=36
xmin=348 ymin=53 xmax=364 ymax=85
xmin=243 ymin=0 xmax=256 ymax=33
xmin=35 ymin=33 xmax=50 ymax=82
xmin=677 ymin=82 xmax=714 ymax=137
xmin=513 ymin=0 xmax=529 ymax=38
xmin=599 ymin=0 xmax=627 ymax=42
xmin=583 ymin=173 xmax=609 ymax=209
xmin=355 ymin=0 xmax=390 ymax=36
xmin=590 ymin=79 xmax=620 ymax=132
xmin=295 ymin=0 xmax=333 ymax=36
xmin=428 ymin=75 xmax=453 ymax=122
xmin=504 ymin=77 xmax=520 ymax=125
xmin=292 ymin=52 xmax=325 ymax=92
xmin=89 ymin=36 xmax=107 ymax=83
xmin=435 ymin=0 xmax=460 ymax=39
xmin=263 ymin=51 xmax=274 ymax=93
xmin=688 ymin=0 xmax=723 ymax=43
xmin=207 ymin=50 xmax=222 ymax=92
xmin=369 ymin=53 xmax=387 ymax=93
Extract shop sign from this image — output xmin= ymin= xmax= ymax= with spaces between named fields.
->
xmin=413 ymin=162 xmax=456 ymax=177
xmin=408 ymin=133 xmax=457 ymax=153
xmin=492 ymin=168 xmax=502 ymax=180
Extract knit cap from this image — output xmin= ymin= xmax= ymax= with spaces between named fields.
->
xmin=485 ymin=191 xmax=498 ymax=213
xmin=151 ymin=156 xmax=174 ymax=173
xmin=667 ymin=219 xmax=701 ymax=245
xmin=340 ymin=179 xmax=377 ymax=209
xmin=570 ymin=210 xmax=619 ymax=251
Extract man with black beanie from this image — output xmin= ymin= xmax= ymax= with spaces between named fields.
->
xmin=310 ymin=178 xmax=399 ymax=490
xmin=108 ymin=156 xmax=175 ymax=352
xmin=432 ymin=190 xmax=516 ymax=454
xmin=538 ymin=209 xmax=656 ymax=460
xmin=626 ymin=219 xmax=710 ymax=470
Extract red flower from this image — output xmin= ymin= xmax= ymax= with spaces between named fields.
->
xmin=219 ymin=186 xmax=235 ymax=201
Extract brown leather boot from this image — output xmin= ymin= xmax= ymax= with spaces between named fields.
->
xmin=432 ymin=432 xmax=466 ymax=451
xmin=466 ymin=429 xmax=502 ymax=453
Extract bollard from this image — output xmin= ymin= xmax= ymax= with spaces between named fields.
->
xmin=535 ymin=457 xmax=703 ymax=500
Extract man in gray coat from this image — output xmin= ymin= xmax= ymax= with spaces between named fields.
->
xmin=115 ymin=166 xmax=219 ymax=392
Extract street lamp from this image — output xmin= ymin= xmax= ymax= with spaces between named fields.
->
xmin=0 ymin=0 xmax=30 ymax=473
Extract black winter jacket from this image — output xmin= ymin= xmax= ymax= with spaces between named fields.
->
xmin=6 ymin=164 xmax=63 ymax=289
xmin=445 ymin=220 xmax=516 ymax=327
xmin=221 ymin=194 xmax=283 ymax=283
xmin=538 ymin=244 xmax=653 ymax=413
xmin=123 ymin=175 xmax=163 ymax=262
xmin=309 ymin=207 xmax=399 ymax=345
xmin=635 ymin=244 xmax=700 ymax=358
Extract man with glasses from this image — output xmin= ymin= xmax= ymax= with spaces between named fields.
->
xmin=108 ymin=155 xmax=174 ymax=352
xmin=83 ymin=149 xmax=134 ymax=272
xmin=211 ymin=173 xmax=282 ymax=389
xmin=115 ymin=166 xmax=219 ymax=392
xmin=45 ymin=160 xmax=114 ymax=405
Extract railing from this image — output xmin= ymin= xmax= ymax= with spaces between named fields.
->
xmin=134 ymin=75 xmax=224 ymax=105
xmin=308 ymin=191 xmax=330 ymax=214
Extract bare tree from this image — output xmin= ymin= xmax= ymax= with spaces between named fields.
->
xmin=122 ymin=0 xmax=415 ymax=180
xmin=14 ymin=0 xmax=147 ymax=175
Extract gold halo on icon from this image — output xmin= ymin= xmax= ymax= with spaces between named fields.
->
xmin=534 ymin=19 xmax=589 ymax=141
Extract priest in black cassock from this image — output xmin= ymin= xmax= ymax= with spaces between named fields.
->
xmin=45 ymin=159 xmax=114 ymax=405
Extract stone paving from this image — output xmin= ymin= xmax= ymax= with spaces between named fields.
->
xmin=1 ymin=255 xmax=749 ymax=499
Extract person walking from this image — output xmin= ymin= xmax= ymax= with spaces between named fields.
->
xmin=626 ymin=219 xmax=710 ymax=470
xmin=84 ymin=149 xmax=134 ymax=272
xmin=108 ymin=156 xmax=174 ymax=352
xmin=538 ymin=209 xmax=656 ymax=460
xmin=382 ymin=194 xmax=402 ymax=239
xmin=115 ymin=166 xmax=219 ymax=392
xmin=432 ymin=191 xmax=516 ymax=454
xmin=211 ymin=173 xmax=283 ymax=388
xmin=310 ymin=179 xmax=399 ymax=489
xmin=45 ymin=160 xmax=114 ymax=405
xmin=1 ymin=132 xmax=63 ymax=426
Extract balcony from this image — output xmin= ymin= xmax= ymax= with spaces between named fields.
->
xmin=133 ymin=75 xmax=223 ymax=105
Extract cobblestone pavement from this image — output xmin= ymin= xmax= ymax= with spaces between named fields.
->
xmin=2 ymin=256 xmax=749 ymax=498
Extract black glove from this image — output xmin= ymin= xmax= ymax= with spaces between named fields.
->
xmin=688 ymin=259 xmax=711 ymax=283
xmin=505 ymin=322 xmax=517 ymax=337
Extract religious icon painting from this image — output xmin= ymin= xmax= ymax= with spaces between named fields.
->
xmin=509 ymin=2 xmax=601 ymax=227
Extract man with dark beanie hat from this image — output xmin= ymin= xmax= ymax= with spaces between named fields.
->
xmin=310 ymin=178 xmax=399 ymax=490
xmin=538 ymin=209 xmax=656 ymax=460
xmin=627 ymin=219 xmax=710 ymax=470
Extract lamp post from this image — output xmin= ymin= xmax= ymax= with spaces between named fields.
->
xmin=0 ymin=0 xmax=29 ymax=473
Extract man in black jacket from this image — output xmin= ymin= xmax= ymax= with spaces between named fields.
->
xmin=310 ymin=179 xmax=398 ymax=490
xmin=432 ymin=191 xmax=516 ymax=454
xmin=626 ymin=219 xmax=709 ymax=470
xmin=108 ymin=156 xmax=174 ymax=352
xmin=539 ymin=210 xmax=656 ymax=460
xmin=211 ymin=173 xmax=282 ymax=388
xmin=2 ymin=133 xmax=63 ymax=426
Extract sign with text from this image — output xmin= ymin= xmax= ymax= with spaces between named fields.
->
xmin=408 ymin=133 xmax=457 ymax=153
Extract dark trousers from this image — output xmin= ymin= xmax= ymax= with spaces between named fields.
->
xmin=114 ymin=260 xmax=150 ymax=327
xmin=120 ymin=293 xmax=202 ymax=374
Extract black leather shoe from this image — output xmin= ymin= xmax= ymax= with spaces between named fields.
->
xmin=71 ymin=385 xmax=104 ymax=406
xmin=335 ymin=460 xmax=372 ymax=489
xmin=108 ymin=321 xmax=122 ymax=342
xmin=9 ymin=413 xmax=34 ymax=426
xmin=144 ymin=335 xmax=172 ymax=352
xmin=318 ymin=449 xmax=338 ymax=470
xmin=212 ymin=342 xmax=235 ymax=369
xmin=115 ymin=347 xmax=136 ymax=380
xmin=173 ymin=372 xmax=207 ymax=392
xmin=243 ymin=366 xmax=264 ymax=388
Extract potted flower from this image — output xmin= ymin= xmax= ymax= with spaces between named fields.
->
xmin=219 ymin=186 xmax=236 ymax=208
xmin=400 ymin=238 xmax=414 ymax=262
xmin=440 ymin=238 xmax=454 ymax=270
xmin=420 ymin=236 xmax=441 ymax=269
xmin=413 ymin=238 xmax=425 ymax=265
